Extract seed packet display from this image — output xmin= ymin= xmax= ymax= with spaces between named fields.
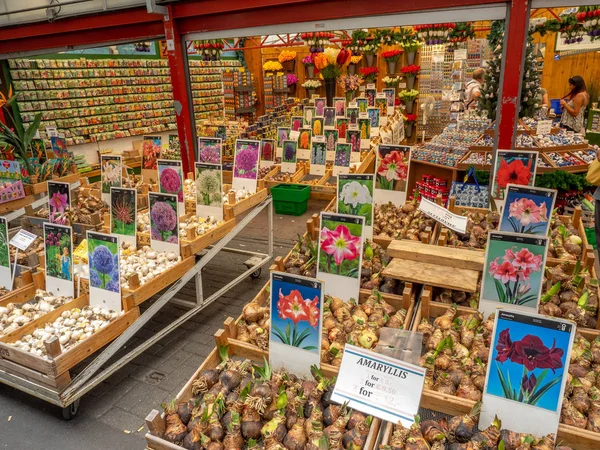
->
xmin=324 ymin=127 xmax=338 ymax=161
xmin=100 ymin=155 xmax=122 ymax=203
xmin=110 ymin=187 xmax=137 ymax=248
xmin=48 ymin=181 xmax=71 ymax=225
xmin=43 ymin=223 xmax=74 ymax=297
xmin=87 ymin=231 xmax=121 ymax=311
xmin=277 ymin=127 xmax=290 ymax=157
xmin=491 ymin=150 xmax=538 ymax=204
xmin=337 ymin=174 xmax=374 ymax=239
xmin=297 ymin=128 xmax=312 ymax=160
xmin=0 ymin=217 xmax=11 ymax=288
xmin=303 ymin=107 xmax=316 ymax=127
xmin=291 ymin=116 xmax=303 ymax=132
xmin=323 ymin=107 xmax=335 ymax=127
xmin=30 ymin=138 xmax=47 ymax=162
xmin=317 ymin=212 xmax=364 ymax=301
xmin=347 ymin=107 xmax=359 ymax=125
xmin=281 ymin=140 xmax=298 ymax=174
xmin=481 ymin=309 xmax=574 ymax=438
xmin=197 ymin=137 xmax=222 ymax=165
xmin=346 ymin=128 xmax=362 ymax=163
xmin=499 ymin=184 xmax=557 ymax=236
xmin=335 ymin=118 xmax=349 ymax=143
xmin=314 ymin=97 xmax=326 ymax=116
xmin=356 ymin=97 xmax=368 ymax=113
xmin=333 ymin=143 xmax=352 ymax=176
xmin=311 ymin=116 xmax=324 ymax=136
xmin=310 ymin=137 xmax=327 ymax=176
xmin=269 ymin=271 xmax=323 ymax=378
xmin=259 ymin=139 xmax=276 ymax=167
xmin=195 ymin=163 xmax=223 ymax=221
xmin=148 ymin=192 xmax=180 ymax=255
xmin=365 ymin=88 xmax=376 ymax=107
xmin=158 ymin=159 xmax=185 ymax=216
xmin=374 ymin=145 xmax=411 ymax=206
xmin=479 ymin=231 xmax=548 ymax=318
xmin=142 ymin=135 xmax=162 ymax=182
xmin=233 ymin=139 xmax=260 ymax=194
xmin=358 ymin=115 xmax=371 ymax=149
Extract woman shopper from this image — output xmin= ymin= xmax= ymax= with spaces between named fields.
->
xmin=560 ymin=75 xmax=589 ymax=132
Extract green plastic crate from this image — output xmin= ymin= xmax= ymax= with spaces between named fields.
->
xmin=270 ymin=184 xmax=311 ymax=216
xmin=585 ymin=227 xmax=597 ymax=250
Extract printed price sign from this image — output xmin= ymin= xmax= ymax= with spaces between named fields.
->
xmin=331 ymin=344 xmax=425 ymax=426
xmin=454 ymin=48 xmax=467 ymax=60
xmin=536 ymin=119 xmax=553 ymax=136
xmin=9 ymin=229 xmax=38 ymax=251
xmin=418 ymin=198 xmax=468 ymax=234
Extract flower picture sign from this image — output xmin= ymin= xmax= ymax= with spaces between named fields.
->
xmin=110 ymin=187 xmax=137 ymax=248
xmin=346 ymin=128 xmax=361 ymax=163
xmin=142 ymin=135 xmax=162 ymax=182
xmin=259 ymin=139 xmax=276 ymax=168
xmin=0 ymin=217 xmax=10 ymax=288
xmin=233 ymin=139 xmax=260 ymax=193
xmin=197 ymin=137 xmax=222 ymax=165
xmin=479 ymin=231 xmax=548 ymax=318
xmin=317 ymin=212 xmax=364 ymax=301
xmin=158 ymin=159 xmax=184 ymax=216
xmin=374 ymin=145 xmax=411 ymax=206
xmin=309 ymin=136 xmax=327 ymax=176
xmin=87 ymin=231 xmax=121 ymax=311
xmin=44 ymin=223 xmax=74 ymax=297
xmin=281 ymin=140 xmax=298 ymax=174
xmin=499 ymin=184 xmax=557 ymax=236
xmin=195 ymin=162 xmax=223 ymax=220
xmin=269 ymin=271 xmax=323 ymax=378
xmin=149 ymin=192 xmax=180 ymax=255
xmin=337 ymin=174 xmax=374 ymax=239
xmin=481 ymin=309 xmax=574 ymax=438
xmin=491 ymin=150 xmax=538 ymax=205
xmin=100 ymin=155 xmax=122 ymax=203
xmin=333 ymin=143 xmax=352 ymax=176
xmin=48 ymin=181 xmax=71 ymax=225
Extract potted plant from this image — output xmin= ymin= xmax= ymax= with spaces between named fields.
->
xmin=347 ymin=54 xmax=362 ymax=75
xmin=403 ymin=113 xmax=417 ymax=138
xmin=381 ymin=49 xmax=403 ymax=75
xmin=402 ymin=38 xmax=421 ymax=65
xmin=400 ymin=64 xmax=420 ymax=90
xmin=302 ymin=54 xmax=315 ymax=78
xmin=398 ymin=89 xmax=419 ymax=113
xmin=359 ymin=66 xmax=379 ymax=84
xmin=338 ymin=74 xmax=363 ymax=102
xmin=314 ymin=48 xmax=351 ymax=105
xmin=286 ymin=73 xmax=298 ymax=96
xmin=302 ymin=79 xmax=322 ymax=98
xmin=278 ymin=50 xmax=297 ymax=72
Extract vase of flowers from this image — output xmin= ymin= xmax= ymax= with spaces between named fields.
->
xmin=286 ymin=73 xmax=298 ymax=96
xmin=279 ymin=50 xmax=297 ymax=72
xmin=382 ymin=76 xmax=400 ymax=88
xmin=302 ymin=79 xmax=322 ymax=98
xmin=401 ymin=64 xmax=420 ymax=90
xmin=358 ymin=66 xmax=379 ymax=84
xmin=381 ymin=49 xmax=402 ymax=75
xmin=402 ymin=39 xmax=421 ymax=65
xmin=347 ymin=55 xmax=362 ymax=75
xmin=338 ymin=74 xmax=363 ymax=103
xmin=314 ymin=48 xmax=351 ymax=106
xmin=263 ymin=60 xmax=283 ymax=78
xmin=399 ymin=89 xmax=419 ymax=113
xmin=302 ymin=54 xmax=315 ymax=78
xmin=403 ymin=113 xmax=417 ymax=138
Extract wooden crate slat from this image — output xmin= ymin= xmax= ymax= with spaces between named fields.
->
xmin=386 ymin=240 xmax=484 ymax=271
xmin=181 ymin=219 xmax=236 ymax=257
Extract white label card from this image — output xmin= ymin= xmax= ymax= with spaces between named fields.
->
xmin=536 ymin=120 xmax=553 ymax=136
xmin=9 ymin=229 xmax=38 ymax=251
xmin=454 ymin=48 xmax=467 ymax=60
xmin=418 ymin=198 xmax=468 ymax=234
xmin=331 ymin=344 xmax=426 ymax=426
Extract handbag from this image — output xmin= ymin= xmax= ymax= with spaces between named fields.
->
xmin=586 ymin=158 xmax=600 ymax=186
xmin=449 ymin=167 xmax=490 ymax=208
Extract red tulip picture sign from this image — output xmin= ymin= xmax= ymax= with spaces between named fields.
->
xmin=491 ymin=150 xmax=538 ymax=204
xmin=481 ymin=309 xmax=574 ymax=438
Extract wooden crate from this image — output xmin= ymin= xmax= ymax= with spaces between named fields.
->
xmin=0 ymin=270 xmax=43 ymax=307
xmin=180 ymin=218 xmax=236 ymax=257
xmin=0 ymin=295 xmax=139 ymax=389
xmin=223 ymin=187 xmax=268 ymax=221
xmin=263 ymin=165 xmax=305 ymax=189
xmin=24 ymin=172 xmax=81 ymax=196
xmin=547 ymin=207 xmax=595 ymax=270
xmin=144 ymin=340 xmax=382 ymax=450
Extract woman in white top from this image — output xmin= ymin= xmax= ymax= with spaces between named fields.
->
xmin=560 ymin=75 xmax=589 ymax=133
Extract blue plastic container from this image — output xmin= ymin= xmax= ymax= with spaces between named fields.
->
xmin=550 ymin=99 xmax=562 ymax=115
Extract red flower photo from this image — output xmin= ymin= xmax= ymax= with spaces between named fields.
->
xmin=493 ymin=152 xmax=536 ymax=200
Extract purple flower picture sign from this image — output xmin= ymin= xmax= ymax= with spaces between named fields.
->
xmin=232 ymin=139 xmax=260 ymax=194
xmin=149 ymin=192 xmax=180 ymax=255
xmin=197 ymin=137 xmax=222 ymax=165
xmin=87 ymin=231 xmax=121 ymax=311
xmin=157 ymin=159 xmax=185 ymax=216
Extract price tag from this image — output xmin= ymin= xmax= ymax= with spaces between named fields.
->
xmin=366 ymin=83 xmax=376 ymax=90
xmin=418 ymin=198 xmax=468 ymax=234
xmin=536 ymin=119 xmax=553 ymax=136
xmin=289 ymin=130 xmax=300 ymax=142
xmin=331 ymin=344 xmax=425 ymax=426
xmin=454 ymin=48 xmax=467 ymax=60
xmin=70 ymin=180 xmax=81 ymax=190
xmin=4 ymin=208 xmax=25 ymax=223
xmin=9 ymin=229 xmax=38 ymax=251
xmin=46 ymin=126 xmax=58 ymax=137
xmin=432 ymin=54 xmax=444 ymax=63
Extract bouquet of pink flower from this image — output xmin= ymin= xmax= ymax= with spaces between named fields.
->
xmin=302 ymin=54 xmax=314 ymax=67
xmin=286 ymin=73 xmax=299 ymax=86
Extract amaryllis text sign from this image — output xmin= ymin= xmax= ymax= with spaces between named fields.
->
xmin=331 ymin=344 xmax=425 ymax=426
xmin=418 ymin=198 xmax=468 ymax=234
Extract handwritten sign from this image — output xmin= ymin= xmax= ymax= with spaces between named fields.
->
xmin=9 ymin=229 xmax=38 ymax=251
xmin=331 ymin=344 xmax=425 ymax=426
xmin=536 ymin=119 xmax=553 ymax=136
xmin=418 ymin=198 xmax=468 ymax=234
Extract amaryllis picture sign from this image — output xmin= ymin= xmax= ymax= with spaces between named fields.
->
xmin=374 ymin=145 xmax=411 ymax=206
xmin=491 ymin=150 xmax=538 ymax=201
xmin=499 ymin=185 xmax=556 ymax=236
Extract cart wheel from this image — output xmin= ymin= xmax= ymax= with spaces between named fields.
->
xmin=61 ymin=399 xmax=80 ymax=420
xmin=250 ymin=268 xmax=261 ymax=279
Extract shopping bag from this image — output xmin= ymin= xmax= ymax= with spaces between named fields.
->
xmin=449 ymin=167 xmax=490 ymax=208
xmin=586 ymin=158 xmax=600 ymax=186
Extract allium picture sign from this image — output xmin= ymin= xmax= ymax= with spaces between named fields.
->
xmin=499 ymin=185 xmax=556 ymax=236
xmin=87 ymin=231 xmax=121 ymax=311
xmin=491 ymin=150 xmax=538 ymax=202
xmin=149 ymin=192 xmax=180 ymax=254
xmin=269 ymin=272 xmax=323 ymax=378
xmin=317 ymin=212 xmax=364 ymax=301
xmin=48 ymin=181 xmax=71 ymax=225
xmin=374 ymin=145 xmax=411 ymax=206
xmin=100 ymin=155 xmax=122 ymax=200
xmin=233 ymin=139 xmax=260 ymax=193
xmin=44 ymin=223 xmax=74 ymax=297
xmin=479 ymin=232 xmax=548 ymax=318
xmin=197 ymin=137 xmax=222 ymax=165
xmin=158 ymin=159 xmax=184 ymax=215
xmin=110 ymin=187 xmax=137 ymax=247
xmin=0 ymin=217 xmax=9 ymax=288
xmin=195 ymin=163 xmax=223 ymax=220
xmin=481 ymin=310 xmax=574 ymax=438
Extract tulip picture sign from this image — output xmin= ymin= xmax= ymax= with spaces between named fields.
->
xmin=269 ymin=271 xmax=323 ymax=378
xmin=481 ymin=309 xmax=574 ymax=438
xmin=337 ymin=174 xmax=374 ymax=239
xmin=43 ymin=223 xmax=74 ymax=297
xmin=479 ymin=232 xmax=548 ymax=318
xmin=374 ymin=145 xmax=411 ymax=206
xmin=499 ymin=184 xmax=557 ymax=236
xmin=87 ymin=231 xmax=121 ymax=311
xmin=317 ymin=212 xmax=364 ymax=301
xmin=491 ymin=150 xmax=538 ymax=205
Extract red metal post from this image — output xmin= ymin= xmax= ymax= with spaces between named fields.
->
xmin=497 ymin=0 xmax=530 ymax=149
xmin=163 ymin=5 xmax=194 ymax=176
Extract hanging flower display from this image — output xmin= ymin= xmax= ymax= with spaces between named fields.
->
xmin=301 ymin=32 xmax=335 ymax=53
xmin=400 ymin=65 xmax=421 ymax=78
xmin=358 ymin=67 xmax=379 ymax=83
xmin=381 ymin=49 xmax=403 ymax=63
xmin=403 ymin=113 xmax=418 ymax=124
xmin=577 ymin=6 xmax=600 ymax=41
xmin=413 ymin=23 xmax=456 ymax=45
xmin=193 ymin=40 xmax=225 ymax=61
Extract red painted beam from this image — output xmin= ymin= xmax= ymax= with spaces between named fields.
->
xmin=497 ymin=0 xmax=529 ymax=150
xmin=171 ymin=0 xmax=316 ymax=19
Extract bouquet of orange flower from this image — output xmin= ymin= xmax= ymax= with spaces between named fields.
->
xmin=314 ymin=48 xmax=351 ymax=79
xmin=278 ymin=50 xmax=297 ymax=63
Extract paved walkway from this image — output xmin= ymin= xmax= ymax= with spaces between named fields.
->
xmin=0 ymin=200 xmax=329 ymax=449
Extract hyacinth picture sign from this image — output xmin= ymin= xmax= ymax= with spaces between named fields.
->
xmin=158 ymin=159 xmax=185 ymax=216
xmin=276 ymin=127 xmax=290 ymax=158
xmin=337 ymin=174 xmax=374 ymax=239
xmin=374 ymin=145 xmax=411 ymax=206
xmin=499 ymin=184 xmax=557 ymax=236
xmin=0 ymin=217 xmax=10 ymax=289
xmin=290 ymin=116 xmax=303 ymax=132
xmin=110 ymin=187 xmax=137 ymax=248
xmin=197 ymin=137 xmax=222 ymax=165
xmin=358 ymin=115 xmax=371 ymax=150
xmin=323 ymin=107 xmax=335 ymax=127
xmin=100 ymin=155 xmax=122 ymax=203
xmin=195 ymin=163 xmax=223 ymax=220
xmin=481 ymin=309 xmax=574 ymax=438
xmin=333 ymin=143 xmax=352 ymax=176
xmin=281 ymin=140 xmax=298 ymax=174
xmin=149 ymin=192 xmax=180 ymax=255
xmin=269 ymin=271 xmax=323 ymax=378
xmin=87 ymin=231 xmax=121 ymax=311
xmin=43 ymin=223 xmax=74 ymax=297
xmin=303 ymin=107 xmax=315 ymax=127
xmin=317 ymin=212 xmax=364 ymax=302
xmin=259 ymin=139 xmax=276 ymax=168
xmin=346 ymin=128 xmax=361 ymax=163
xmin=309 ymin=136 xmax=327 ymax=176
xmin=297 ymin=128 xmax=312 ymax=160
xmin=232 ymin=139 xmax=260 ymax=194
xmin=48 ymin=181 xmax=71 ymax=225
xmin=479 ymin=231 xmax=548 ymax=318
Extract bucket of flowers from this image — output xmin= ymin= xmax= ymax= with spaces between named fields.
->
xmin=302 ymin=79 xmax=322 ymax=98
xmin=398 ymin=89 xmax=419 ymax=113
xmin=347 ymin=55 xmax=362 ymax=75
xmin=382 ymin=76 xmax=401 ymax=89
xmin=302 ymin=54 xmax=315 ymax=78
xmin=358 ymin=66 xmax=379 ymax=84
xmin=263 ymin=60 xmax=283 ymax=78
xmin=400 ymin=64 xmax=420 ymax=90
xmin=381 ymin=49 xmax=403 ymax=75
xmin=413 ymin=23 xmax=456 ymax=45
xmin=403 ymin=113 xmax=417 ymax=138
xmin=337 ymin=74 xmax=363 ymax=102
xmin=286 ymin=73 xmax=298 ymax=96
xmin=314 ymin=48 xmax=351 ymax=106
xmin=278 ymin=50 xmax=297 ymax=72
xmin=402 ymin=37 xmax=421 ymax=65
